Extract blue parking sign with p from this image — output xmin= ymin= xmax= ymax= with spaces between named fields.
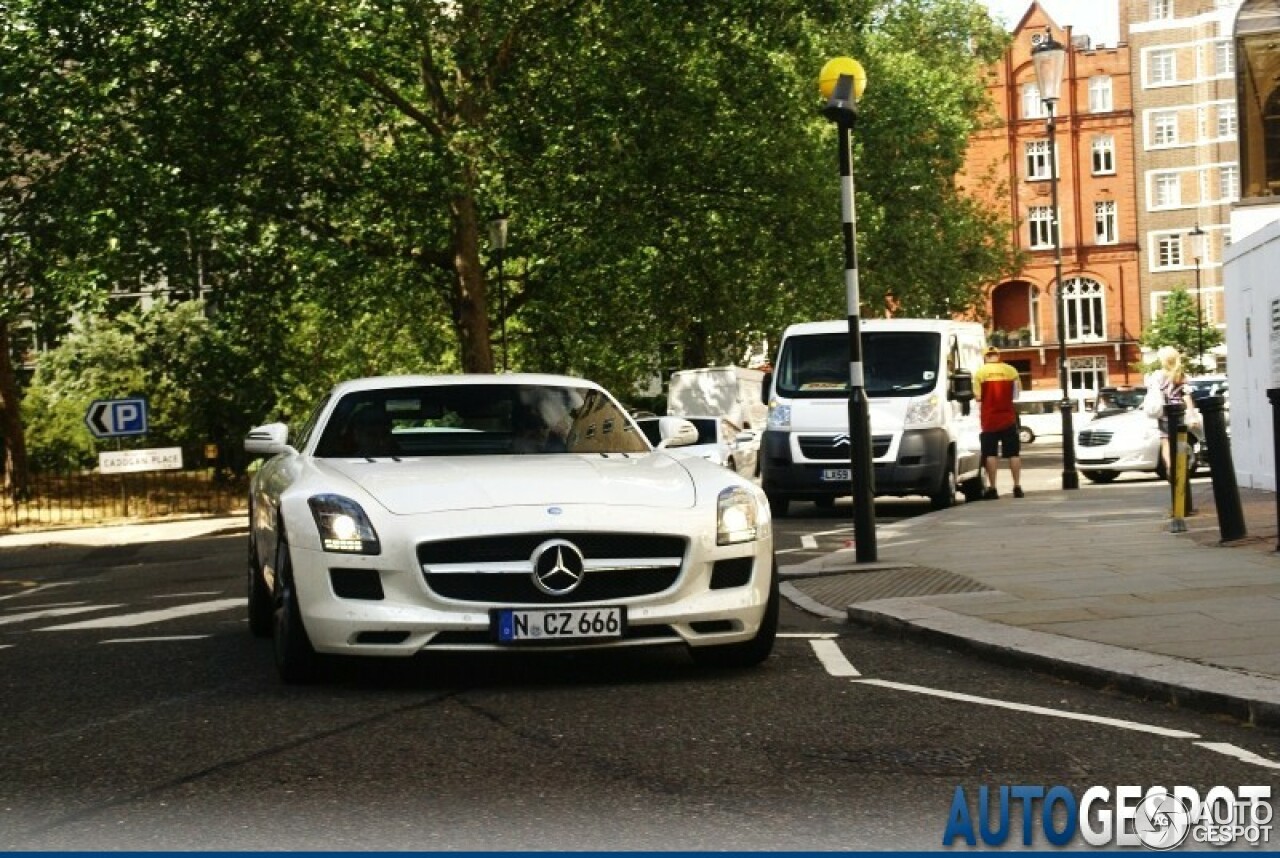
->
xmin=85 ymin=398 xmax=149 ymax=439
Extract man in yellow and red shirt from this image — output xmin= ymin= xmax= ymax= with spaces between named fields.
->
xmin=973 ymin=346 xmax=1023 ymax=499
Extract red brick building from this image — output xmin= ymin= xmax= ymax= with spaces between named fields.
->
xmin=960 ymin=2 xmax=1145 ymax=394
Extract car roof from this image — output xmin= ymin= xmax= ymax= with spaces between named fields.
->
xmin=326 ymin=373 xmax=605 ymax=397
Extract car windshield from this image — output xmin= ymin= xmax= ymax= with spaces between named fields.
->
xmin=1095 ymin=388 xmax=1145 ymax=415
xmin=774 ymin=331 xmax=941 ymax=398
xmin=313 ymin=383 xmax=650 ymax=458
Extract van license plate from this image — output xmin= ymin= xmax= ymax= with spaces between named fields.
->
xmin=496 ymin=607 xmax=624 ymax=642
xmin=821 ymin=469 xmax=851 ymax=482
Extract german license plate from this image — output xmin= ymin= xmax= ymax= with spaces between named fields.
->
xmin=496 ymin=607 xmax=625 ymax=642
xmin=821 ymin=468 xmax=852 ymax=482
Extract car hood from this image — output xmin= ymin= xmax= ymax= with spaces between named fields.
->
xmin=317 ymin=453 xmax=699 ymax=515
xmin=1081 ymin=411 xmax=1152 ymax=431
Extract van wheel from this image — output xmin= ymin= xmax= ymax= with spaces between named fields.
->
xmin=929 ymin=456 xmax=957 ymax=510
xmin=960 ymin=473 xmax=984 ymax=503
xmin=767 ymin=494 xmax=790 ymax=517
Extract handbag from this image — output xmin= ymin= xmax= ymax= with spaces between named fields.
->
xmin=1142 ymin=384 xmax=1165 ymax=419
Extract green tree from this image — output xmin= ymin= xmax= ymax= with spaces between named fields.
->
xmin=1139 ymin=287 xmax=1223 ymax=372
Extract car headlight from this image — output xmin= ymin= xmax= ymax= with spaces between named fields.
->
xmin=904 ymin=394 xmax=940 ymax=427
xmin=767 ymin=403 xmax=791 ymax=430
xmin=717 ymin=486 xmax=762 ymax=545
xmin=308 ymin=494 xmax=381 ymax=554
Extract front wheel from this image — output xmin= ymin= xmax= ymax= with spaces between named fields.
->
xmin=929 ymin=456 xmax=957 ymax=510
xmin=960 ymin=472 xmax=985 ymax=503
xmin=690 ymin=557 xmax=779 ymax=669
xmin=273 ymin=529 xmax=320 ymax=683
xmin=247 ymin=533 xmax=272 ymax=638
xmin=766 ymin=494 xmax=790 ymax=517
xmin=1081 ymin=469 xmax=1119 ymax=483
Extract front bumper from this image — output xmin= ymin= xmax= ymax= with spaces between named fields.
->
xmin=760 ymin=428 xmax=951 ymax=498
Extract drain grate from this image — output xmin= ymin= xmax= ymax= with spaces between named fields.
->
xmin=790 ymin=566 xmax=992 ymax=607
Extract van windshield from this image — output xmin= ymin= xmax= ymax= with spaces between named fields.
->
xmin=774 ymin=331 xmax=942 ymax=399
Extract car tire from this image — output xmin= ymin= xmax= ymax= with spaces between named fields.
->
xmin=814 ymin=497 xmax=836 ymax=510
xmin=247 ymin=532 xmax=273 ymax=639
xmin=273 ymin=528 xmax=320 ymax=684
xmin=929 ymin=454 xmax=957 ymax=510
xmin=767 ymin=494 xmax=790 ymax=517
xmin=690 ymin=556 xmax=778 ymax=669
xmin=1081 ymin=470 xmax=1119 ymax=483
xmin=1019 ymin=426 xmax=1034 ymax=444
xmin=960 ymin=472 xmax=985 ymax=503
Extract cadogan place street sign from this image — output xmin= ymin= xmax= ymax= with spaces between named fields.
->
xmin=98 ymin=447 xmax=183 ymax=474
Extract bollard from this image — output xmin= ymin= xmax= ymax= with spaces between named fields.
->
xmin=1167 ymin=402 xmax=1186 ymax=533
xmin=1199 ymin=395 xmax=1246 ymax=542
xmin=1269 ymin=389 xmax=1280 ymax=552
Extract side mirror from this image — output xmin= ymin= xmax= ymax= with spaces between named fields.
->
xmin=949 ymin=370 xmax=974 ymax=403
xmin=657 ymin=416 xmax=699 ymax=448
xmin=761 ymin=372 xmax=773 ymax=404
xmin=245 ymin=422 xmax=291 ymax=457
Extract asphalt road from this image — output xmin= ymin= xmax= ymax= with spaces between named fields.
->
xmin=1 ymin=471 xmax=1276 ymax=851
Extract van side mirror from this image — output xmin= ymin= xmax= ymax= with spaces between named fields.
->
xmin=949 ymin=370 xmax=974 ymax=403
xmin=761 ymin=372 xmax=772 ymax=404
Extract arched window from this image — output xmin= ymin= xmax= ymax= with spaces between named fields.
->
xmin=1235 ymin=0 xmax=1280 ymax=199
xmin=1062 ymin=278 xmax=1106 ymax=343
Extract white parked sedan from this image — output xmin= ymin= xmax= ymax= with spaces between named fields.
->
xmin=1074 ymin=407 xmax=1201 ymax=483
xmin=244 ymin=374 xmax=777 ymax=682
xmin=634 ymin=415 xmax=760 ymax=478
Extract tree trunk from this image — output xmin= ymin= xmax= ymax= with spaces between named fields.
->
xmin=0 ymin=321 xmax=31 ymax=498
xmin=450 ymin=188 xmax=495 ymax=374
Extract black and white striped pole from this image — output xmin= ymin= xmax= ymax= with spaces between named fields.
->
xmin=820 ymin=57 xmax=876 ymax=563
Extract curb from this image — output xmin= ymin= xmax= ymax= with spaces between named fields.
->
xmin=844 ymin=598 xmax=1280 ymax=729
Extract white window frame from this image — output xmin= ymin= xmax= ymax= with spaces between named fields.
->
xmin=1062 ymin=279 xmax=1107 ymax=343
xmin=1217 ymin=102 xmax=1237 ymax=138
xmin=1028 ymin=206 xmax=1054 ymax=249
xmin=1214 ymin=40 xmax=1234 ymax=76
xmin=1153 ymin=172 xmax=1181 ymax=208
xmin=1068 ymin=356 xmax=1108 ymax=392
xmin=1149 ymin=49 xmax=1176 ymax=85
xmin=1021 ymin=83 xmax=1046 ymax=119
xmin=1155 ymin=233 xmax=1184 ymax=269
xmin=1089 ymin=76 xmax=1113 ymax=113
xmin=1091 ymin=135 xmax=1116 ymax=174
xmin=1151 ymin=0 xmax=1173 ymax=20
xmin=1025 ymin=140 xmax=1052 ymax=181
xmin=1094 ymin=201 xmax=1118 ymax=245
xmin=1152 ymin=110 xmax=1178 ymax=146
xmin=1220 ymin=164 xmax=1240 ymax=201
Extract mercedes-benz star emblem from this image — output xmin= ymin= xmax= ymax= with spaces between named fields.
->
xmin=531 ymin=539 xmax=586 ymax=596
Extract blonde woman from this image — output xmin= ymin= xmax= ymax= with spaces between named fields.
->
xmin=1147 ymin=345 xmax=1194 ymax=479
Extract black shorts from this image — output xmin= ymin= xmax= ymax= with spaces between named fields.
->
xmin=980 ymin=424 xmax=1021 ymax=459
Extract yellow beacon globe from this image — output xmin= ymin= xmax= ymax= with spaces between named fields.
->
xmin=818 ymin=57 xmax=867 ymax=101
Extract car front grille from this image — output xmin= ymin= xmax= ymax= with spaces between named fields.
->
xmin=1077 ymin=430 xmax=1114 ymax=448
xmin=418 ymin=532 xmax=686 ymax=605
xmin=799 ymin=435 xmax=892 ymax=461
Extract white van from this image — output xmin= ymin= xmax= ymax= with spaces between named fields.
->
xmin=760 ymin=319 xmax=986 ymax=515
xmin=1014 ymin=390 xmax=1090 ymax=443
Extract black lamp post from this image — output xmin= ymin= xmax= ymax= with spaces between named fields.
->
xmin=1189 ymin=223 xmax=1207 ymax=371
xmin=1031 ymin=29 xmax=1079 ymax=491
xmin=488 ymin=214 xmax=509 ymax=372
xmin=819 ymin=57 xmax=876 ymax=563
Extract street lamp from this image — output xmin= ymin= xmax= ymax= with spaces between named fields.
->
xmin=1031 ymin=29 xmax=1079 ymax=491
xmin=488 ymin=213 xmax=509 ymax=372
xmin=819 ymin=56 xmax=876 ymax=563
xmin=1189 ymin=223 xmax=1207 ymax=371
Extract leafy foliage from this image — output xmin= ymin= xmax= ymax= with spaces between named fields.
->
xmin=1139 ymin=287 xmax=1223 ymax=372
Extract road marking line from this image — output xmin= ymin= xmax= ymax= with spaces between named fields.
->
xmin=152 ymin=591 xmax=223 ymax=599
xmin=5 ymin=600 xmax=89 ymax=611
xmin=778 ymin=632 xmax=839 ymax=639
xmin=854 ymin=678 xmax=1200 ymax=739
xmin=1194 ymin=742 xmax=1280 ymax=770
xmin=801 ymin=534 xmax=818 ymax=549
xmin=0 ymin=644 xmax=13 ymax=650
xmin=811 ymin=639 xmax=860 ymax=677
xmin=0 ymin=605 xmax=122 ymax=626
xmin=36 ymin=598 xmax=243 ymax=631
xmin=100 ymin=635 xmax=211 ymax=644
xmin=0 ymin=582 xmax=73 ymax=602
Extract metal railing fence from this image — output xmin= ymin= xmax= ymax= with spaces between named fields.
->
xmin=0 ymin=467 xmax=248 ymax=533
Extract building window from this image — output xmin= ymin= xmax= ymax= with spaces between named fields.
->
xmin=1089 ymin=76 xmax=1113 ymax=112
xmin=1149 ymin=49 xmax=1176 ymax=85
xmin=1153 ymin=172 xmax=1181 ymax=207
xmin=1155 ymin=233 xmax=1184 ymax=268
xmin=1069 ymin=356 xmax=1109 ymax=392
xmin=1091 ymin=135 xmax=1116 ymax=174
xmin=1021 ymin=83 xmax=1045 ymax=119
xmin=1095 ymin=201 xmax=1118 ymax=244
xmin=1152 ymin=110 xmax=1179 ymax=145
xmin=1025 ymin=140 xmax=1052 ymax=180
xmin=1028 ymin=206 xmax=1054 ymax=248
xmin=1217 ymin=102 xmax=1237 ymax=137
xmin=1214 ymin=40 xmax=1234 ymax=75
xmin=1220 ymin=164 xmax=1240 ymax=200
xmin=1151 ymin=0 xmax=1173 ymax=20
xmin=1063 ymin=279 xmax=1106 ymax=343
